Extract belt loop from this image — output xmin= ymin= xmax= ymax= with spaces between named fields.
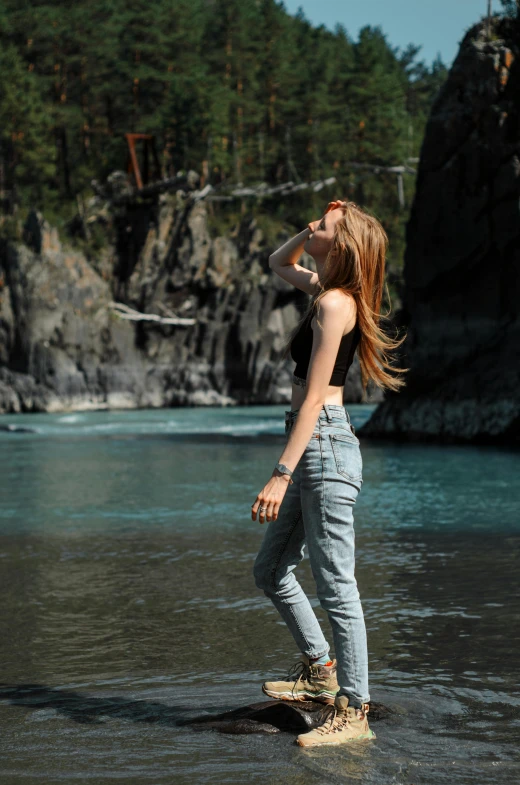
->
xmin=344 ymin=408 xmax=351 ymax=424
xmin=323 ymin=403 xmax=333 ymax=422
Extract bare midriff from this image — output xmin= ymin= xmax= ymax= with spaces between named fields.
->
xmin=291 ymin=374 xmax=344 ymax=410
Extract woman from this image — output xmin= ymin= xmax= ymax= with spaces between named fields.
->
xmin=251 ymin=199 xmax=408 ymax=748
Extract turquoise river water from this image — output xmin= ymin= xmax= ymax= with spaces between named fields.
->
xmin=0 ymin=404 xmax=519 ymax=784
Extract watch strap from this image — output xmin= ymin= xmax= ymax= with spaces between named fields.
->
xmin=275 ymin=462 xmax=294 ymax=483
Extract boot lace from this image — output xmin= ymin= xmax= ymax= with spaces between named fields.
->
xmin=315 ymin=704 xmax=368 ymax=735
xmin=286 ymin=659 xmax=312 ymax=699
xmin=315 ymin=705 xmax=351 ymax=735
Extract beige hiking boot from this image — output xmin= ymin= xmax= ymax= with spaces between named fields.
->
xmin=262 ymin=656 xmax=339 ymax=705
xmin=296 ymin=695 xmax=376 ymax=747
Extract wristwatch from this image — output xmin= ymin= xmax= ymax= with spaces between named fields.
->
xmin=275 ymin=462 xmax=294 ymax=484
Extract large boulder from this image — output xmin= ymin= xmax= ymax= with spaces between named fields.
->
xmin=360 ymin=16 xmax=520 ymax=444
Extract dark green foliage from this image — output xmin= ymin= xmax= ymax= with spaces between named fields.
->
xmin=499 ymin=0 xmax=520 ymax=17
xmin=0 ymin=0 xmax=450 ymax=272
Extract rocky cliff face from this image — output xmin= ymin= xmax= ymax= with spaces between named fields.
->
xmin=0 ymin=194 xmax=375 ymax=414
xmin=359 ymin=16 xmax=520 ymax=444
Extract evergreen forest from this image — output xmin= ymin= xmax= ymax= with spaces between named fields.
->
xmin=0 ymin=0 xmax=455 ymax=274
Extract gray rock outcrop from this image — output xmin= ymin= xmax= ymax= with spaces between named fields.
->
xmin=359 ymin=16 xmax=520 ymax=444
xmin=0 ymin=195 xmax=377 ymax=414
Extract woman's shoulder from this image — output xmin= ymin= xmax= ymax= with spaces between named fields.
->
xmin=314 ymin=289 xmax=356 ymax=321
xmin=309 ymin=291 xmax=357 ymax=340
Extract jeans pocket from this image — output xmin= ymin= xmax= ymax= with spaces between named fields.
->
xmin=330 ymin=433 xmax=363 ymax=482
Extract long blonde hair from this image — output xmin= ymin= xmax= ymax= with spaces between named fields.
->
xmin=280 ymin=201 xmax=409 ymax=395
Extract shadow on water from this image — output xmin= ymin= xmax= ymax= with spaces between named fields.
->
xmin=0 ymin=682 xmax=392 ymax=733
xmin=0 ymin=683 xmax=196 ymax=726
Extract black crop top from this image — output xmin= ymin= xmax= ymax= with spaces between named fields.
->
xmin=290 ymin=309 xmax=361 ymax=386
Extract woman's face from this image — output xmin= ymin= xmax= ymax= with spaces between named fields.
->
xmin=304 ymin=207 xmax=345 ymax=263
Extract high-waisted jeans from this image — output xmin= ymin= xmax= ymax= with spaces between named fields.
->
xmin=253 ymin=403 xmax=369 ymax=707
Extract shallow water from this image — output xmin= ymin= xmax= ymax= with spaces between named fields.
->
xmin=0 ymin=404 xmax=519 ymax=784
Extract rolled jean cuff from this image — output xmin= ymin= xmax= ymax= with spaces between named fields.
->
xmin=305 ymin=646 xmax=330 ymax=659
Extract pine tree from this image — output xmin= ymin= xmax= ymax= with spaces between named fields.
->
xmin=0 ymin=0 xmax=449 ymax=249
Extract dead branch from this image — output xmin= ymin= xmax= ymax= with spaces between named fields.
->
xmin=109 ymin=302 xmax=196 ymax=325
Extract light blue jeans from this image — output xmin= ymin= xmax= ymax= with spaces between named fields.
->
xmin=253 ymin=403 xmax=369 ymax=708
